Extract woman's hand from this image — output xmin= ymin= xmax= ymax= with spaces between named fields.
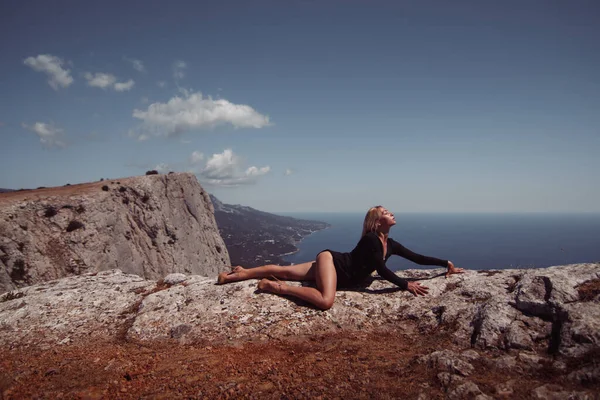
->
xmin=445 ymin=261 xmax=464 ymax=278
xmin=407 ymin=281 xmax=429 ymax=296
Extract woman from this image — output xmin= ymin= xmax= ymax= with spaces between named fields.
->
xmin=217 ymin=206 xmax=464 ymax=310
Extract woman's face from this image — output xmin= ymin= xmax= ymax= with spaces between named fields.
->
xmin=378 ymin=207 xmax=396 ymax=228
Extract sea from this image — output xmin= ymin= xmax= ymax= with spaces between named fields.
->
xmin=279 ymin=213 xmax=600 ymax=272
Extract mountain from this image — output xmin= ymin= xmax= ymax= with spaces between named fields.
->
xmin=210 ymin=194 xmax=330 ymax=267
xmin=0 ymin=189 xmax=13 ymax=193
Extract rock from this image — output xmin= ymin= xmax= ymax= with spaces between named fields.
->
xmin=517 ymin=352 xmax=543 ymax=371
xmin=460 ymin=349 xmax=480 ymax=362
xmin=447 ymin=381 xmax=484 ymax=399
xmin=515 ymin=275 xmax=555 ymax=319
xmin=0 ymin=269 xmax=154 ymax=347
xmin=559 ymin=302 xmax=600 ymax=358
xmin=420 ymin=350 xmax=474 ymax=376
xmin=0 ymin=173 xmax=230 ymax=294
xmin=568 ymin=365 xmax=600 ymax=385
xmin=495 ymin=380 xmax=515 ymax=397
xmin=163 ymin=273 xmax=188 ymax=286
xmin=437 ymin=372 xmax=464 ymax=390
xmin=505 ymin=320 xmax=534 ymax=350
xmin=1 ymin=263 xmax=599 ymax=366
xmin=492 ymin=355 xmax=519 ymax=372
xmin=531 ymin=384 xmax=581 ymax=400
xmin=552 ymin=360 xmax=567 ymax=372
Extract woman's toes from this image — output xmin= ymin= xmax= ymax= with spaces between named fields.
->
xmin=257 ymin=278 xmax=269 ymax=291
xmin=217 ymin=272 xmax=228 ymax=284
xmin=258 ymin=279 xmax=277 ymax=292
xmin=257 ymin=279 xmax=283 ymax=293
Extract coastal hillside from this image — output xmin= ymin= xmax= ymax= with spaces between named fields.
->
xmin=210 ymin=194 xmax=329 ymax=267
xmin=0 ymin=173 xmax=230 ymax=294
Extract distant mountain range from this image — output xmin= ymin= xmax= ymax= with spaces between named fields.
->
xmin=210 ymin=194 xmax=330 ymax=267
xmin=0 ymin=189 xmax=13 ymax=193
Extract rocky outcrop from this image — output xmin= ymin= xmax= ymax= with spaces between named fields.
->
xmin=2 ymin=263 xmax=599 ymax=397
xmin=0 ymin=173 xmax=230 ymax=294
xmin=1 ymin=264 xmax=598 ymax=354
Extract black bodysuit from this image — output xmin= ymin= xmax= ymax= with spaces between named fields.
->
xmin=319 ymin=232 xmax=448 ymax=289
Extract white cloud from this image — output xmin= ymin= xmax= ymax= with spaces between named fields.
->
xmin=131 ymin=91 xmax=271 ymax=139
xmin=24 ymin=54 xmax=74 ymax=90
xmin=189 ymin=151 xmax=204 ymax=164
xmin=140 ymin=96 xmax=149 ymax=104
xmin=114 ymin=79 xmax=135 ymax=92
xmin=157 ymin=81 xmax=167 ymax=88
xmin=84 ymin=72 xmax=134 ymax=92
xmin=125 ymin=57 xmax=145 ymax=72
xmin=201 ymin=149 xmax=236 ymax=179
xmin=173 ymin=60 xmax=187 ymax=80
xmin=154 ymin=163 xmax=169 ymax=173
xmin=22 ymin=122 xmax=67 ymax=148
xmin=285 ymin=168 xmax=293 ymax=176
xmin=246 ymin=166 xmax=271 ymax=177
xmin=194 ymin=149 xmax=270 ymax=186
xmin=84 ymin=72 xmax=117 ymax=89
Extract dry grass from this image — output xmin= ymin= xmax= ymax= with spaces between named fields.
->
xmin=1 ymin=326 xmax=596 ymax=399
xmin=577 ymin=279 xmax=600 ymax=302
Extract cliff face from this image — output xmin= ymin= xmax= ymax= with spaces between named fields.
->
xmin=0 ymin=173 xmax=230 ymax=294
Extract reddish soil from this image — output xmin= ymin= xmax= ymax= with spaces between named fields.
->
xmin=0 ymin=178 xmax=135 ymax=206
xmin=578 ymin=278 xmax=600 ymax=302
xmin=1 ymin=329 xmax=595 ymax=399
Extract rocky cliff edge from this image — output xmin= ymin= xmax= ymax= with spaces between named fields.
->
xmin=0 ymin=173 xmax=230 ymax=293
xmin=1 ymin=263 xmax=599 ymax=391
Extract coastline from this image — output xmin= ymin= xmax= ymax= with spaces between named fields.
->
xmin=278 ymin=225 xmax=332 ymax=260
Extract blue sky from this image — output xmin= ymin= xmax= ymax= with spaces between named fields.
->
xmin=1 ymin=0 xmax=598 ymax=212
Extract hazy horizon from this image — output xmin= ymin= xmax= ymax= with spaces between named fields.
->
xmin=1 ymin=1 xmax=598 ymax=213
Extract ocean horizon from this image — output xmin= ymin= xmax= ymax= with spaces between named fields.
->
xmin=277 ymin=212 xmax=600 ymax=271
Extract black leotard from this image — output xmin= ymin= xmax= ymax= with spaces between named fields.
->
xmin=318 ymin=232 xmax=448 ymax=289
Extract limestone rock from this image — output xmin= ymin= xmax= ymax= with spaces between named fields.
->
xmin=0 ymin=270 xmax=154 ymax=348
xmin=437 ymin=372 xmax=465 ymax=390
xmin=495 ymin=380 xmax=515 ymax=398
xmin=0 ymin=173 xmax=230 ymax=294
xmin=568 ymin=365 xmax=600 ymax=385
xmin=1 ymin=263 xmax=599 ymax=365
xmin=531 ymin=384 xmax=591 ymax=400
xmin=419 ymin=350 xmax=474 ymax=376
xmin=163 ymin=273 xmax=188 ymax=285
xmin=492 ymin=355 xmax=520 ymax=372
xmin=447 ymin=381 xmax=485 ymax=399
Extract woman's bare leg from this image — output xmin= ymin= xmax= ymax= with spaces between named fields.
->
xmin=258 ymin=251 xmax=337 ymax=310
xmin=217 ymin=261 xmax=316 ymax=284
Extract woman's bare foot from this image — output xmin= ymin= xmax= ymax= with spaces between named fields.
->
xmin=217 ymin=266 xmax=247 ymax=284
xmin=257 ymin=278 xmax=284 ymax=294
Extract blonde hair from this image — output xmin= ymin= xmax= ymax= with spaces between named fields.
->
xmin=361 ymin=205 xmax=384 ymax=237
